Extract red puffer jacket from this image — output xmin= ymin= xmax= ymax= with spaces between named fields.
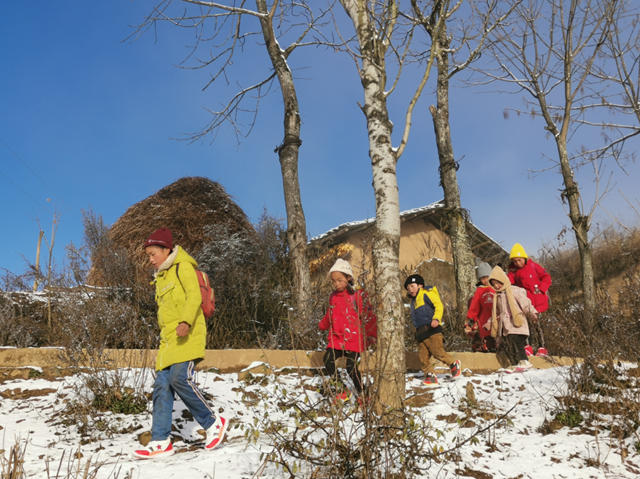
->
xmin=319 ymin=289 xmax=377 ymax=352
xmin=466 ymin=285 xmax=495 ymax=338
xmin=507 ymin=259 xmax=552 ymax=313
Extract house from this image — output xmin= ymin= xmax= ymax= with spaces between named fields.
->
xmin=308 ymin=200 xmax=507 ymax=302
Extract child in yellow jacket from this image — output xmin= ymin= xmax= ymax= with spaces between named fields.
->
xmin=133 ymin=228 xmax=228 ymax=459
xmin=405 ymin=274 xmax=461 ymax=387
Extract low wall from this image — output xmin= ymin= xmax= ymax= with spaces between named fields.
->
xmin=0 ymin=347 xmax=577 ymax=373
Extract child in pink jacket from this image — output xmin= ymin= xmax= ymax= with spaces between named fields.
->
xmin=488 ymin=266 xmax=538 ymax=372
xmin=319 ymin=259 xmax=377 ymax=401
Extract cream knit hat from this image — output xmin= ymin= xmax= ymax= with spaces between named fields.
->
xmin=329 ymin=258 xmax=354 ymax=278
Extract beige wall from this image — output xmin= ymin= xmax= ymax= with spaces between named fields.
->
xmin=399 ymin=218 xmax=452 ymax=269
xmin=320 ymin=218 xmax=454 ymax=281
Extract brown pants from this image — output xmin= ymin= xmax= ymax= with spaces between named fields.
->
xmin=418 ymin=333 xmax=454 ymax=376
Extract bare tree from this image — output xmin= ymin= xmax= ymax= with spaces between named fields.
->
xmin=595 ymin=0 xmax=640 ymax=143
xmin=409 ymin=0 xmax=518 ymax=321
xmin=485 ymin=0 xmax=619 ymax=313
xmin=337 ymin=0 xmax=439 ymax=411
xmin=133 ymin=0 xmax=320 ymax=340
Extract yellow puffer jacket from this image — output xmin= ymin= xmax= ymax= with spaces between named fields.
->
xmin=152 ymin=246 xmax=206 ymax=371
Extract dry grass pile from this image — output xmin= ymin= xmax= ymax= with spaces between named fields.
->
xmin=89 ymin=176 xmax=257 ymax=286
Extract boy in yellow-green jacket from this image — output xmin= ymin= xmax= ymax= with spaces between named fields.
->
xmin=133 ymin=228 xmax=228 ymax=459
xmin=405 ymin=274 xmax=461 ymax=387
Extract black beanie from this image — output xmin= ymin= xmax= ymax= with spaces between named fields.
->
xmin=404 ymin=274 xmax=424 ymax=289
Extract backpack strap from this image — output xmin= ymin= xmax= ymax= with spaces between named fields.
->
xmin=349 ymin=290 xmax=361 ymax=320
xmin=421 ymin=287 xmax=435 ymax=310
xmin=174 ymin=263 xmax=184 ymax=292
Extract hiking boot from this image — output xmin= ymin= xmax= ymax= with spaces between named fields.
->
xmin=524 ymin=345 xmax=534 ymax=357
xmin=132 ymin=438 xmax=174 ymax=459
xmin=450 ymin=359 xmax=461 ymax=378
xmin=535 ymin=347 xmax=549 ymax=357
xmin=205 ymin=416 xmax=228 ymax=451
xmin=422 ymin=374 xmax=439 ymax=387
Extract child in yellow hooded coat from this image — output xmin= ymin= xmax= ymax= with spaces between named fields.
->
xmin=133 ymin=228 xmax=228 ymax=459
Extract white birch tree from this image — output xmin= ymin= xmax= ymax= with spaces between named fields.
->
xmin=337 ymin=0 xmax=439 ymax=411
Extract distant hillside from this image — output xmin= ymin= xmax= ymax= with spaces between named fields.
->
xmin=539 ymin=225 xmax=640 ymax=306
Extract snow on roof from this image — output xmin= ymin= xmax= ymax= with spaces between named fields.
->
xmin=310 ymin=200 xmax=445 ymax=243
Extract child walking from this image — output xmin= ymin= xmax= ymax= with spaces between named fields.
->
xmin=319 ymin=259 xmax=377 ymax=402
xmin=465 ymin=262 xmax=496 ymax=352
xmin=488 ymin=266 xmax=538 ymax=372
xmin=507 ymin=243 xmax=552 ymax=357
xmin=405 ymin=274 xmax=461 ymax=387
xmin=133 ymin=228 xmax=228 ymax=459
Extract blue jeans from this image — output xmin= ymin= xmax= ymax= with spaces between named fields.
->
xmin=151 ymin=360 xmax=216 ymax=441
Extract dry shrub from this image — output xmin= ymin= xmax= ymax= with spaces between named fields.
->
xmin=539 ymin=272 xmax=640 ymax=453
xmin=0 ymin=440 xmax=26 ymax=479
xmin=56 ymin=365 xmax=150 ymax=443
xmin=53 ymin=290 xmax=156 ymax=353
xmin=246 ymin=377 xmax=441 ymax=479
xmin=0 ymin=295 xmax=40 ymax=348
xmin=197 ymin=213 xmax=296 ymax=349
xmin=521 ymin=223 xmax=640 ymax=450
xmin=542 ymin=271 xmax=640 ymax=360
xmin=1 ymin=439 xmax=131 ymax=479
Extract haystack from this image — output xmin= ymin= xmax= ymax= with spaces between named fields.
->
xmin=88 ymin=177 xmax=256 ymax=286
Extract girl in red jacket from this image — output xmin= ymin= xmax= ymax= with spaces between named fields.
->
xmin=465 ymin=262 xmax=496 ymax=352
xmin=319 ymin=259 xmax=377 ymax=401
xmin=508 ymin=243 xmax=552 ymax=356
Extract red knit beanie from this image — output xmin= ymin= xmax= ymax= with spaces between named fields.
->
xmin=144 ymin=228 xmax=173 ymax=249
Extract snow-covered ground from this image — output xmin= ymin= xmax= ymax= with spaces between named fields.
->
xmin=1 ymin=362 xmax=639 ymax=478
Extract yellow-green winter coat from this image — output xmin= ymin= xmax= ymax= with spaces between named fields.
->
xmin=151 ymin=245 xmax=206 ymax=371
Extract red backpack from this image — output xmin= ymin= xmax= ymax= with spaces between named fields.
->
xmin=176 ymin=264 xmax=216 ymax=318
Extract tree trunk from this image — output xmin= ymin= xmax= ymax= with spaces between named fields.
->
xmin=257 ymin=0 xmax=312 ymax=343
xmin=429 ymin=29 xmax=476 ymax=321
xmin=556 ymin=143 xmax=596 ymax=313
xmin=341 ymin=0 xmax=405 ymax=412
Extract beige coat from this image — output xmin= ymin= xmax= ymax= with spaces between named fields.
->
xmin=489 ymin=265 xmax=538 ymax=338
xmin=493 ymin=286 xmax=537 ymax=337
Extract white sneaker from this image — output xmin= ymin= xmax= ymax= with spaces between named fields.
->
xmin=132 ymin=438 xmax=174 ymax=459
xmin=517 ymin=360 xmax=533 ymax=370
xmin=204 ymin=416 xmax=228 ymax=451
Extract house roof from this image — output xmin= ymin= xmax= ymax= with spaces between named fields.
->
xmin=309 ymin=200 xmax=507 ymax=264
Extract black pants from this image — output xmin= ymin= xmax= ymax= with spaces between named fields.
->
xmin=471 ymin=333 xmax=497 ymax=353
xmin=503 ymin=334 xmax=528 ymax=365
xmin=323 ymin=348 xmax=362 ymax=395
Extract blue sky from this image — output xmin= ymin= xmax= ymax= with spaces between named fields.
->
xmin=1 ymin=1 xmax=639 ymax=279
